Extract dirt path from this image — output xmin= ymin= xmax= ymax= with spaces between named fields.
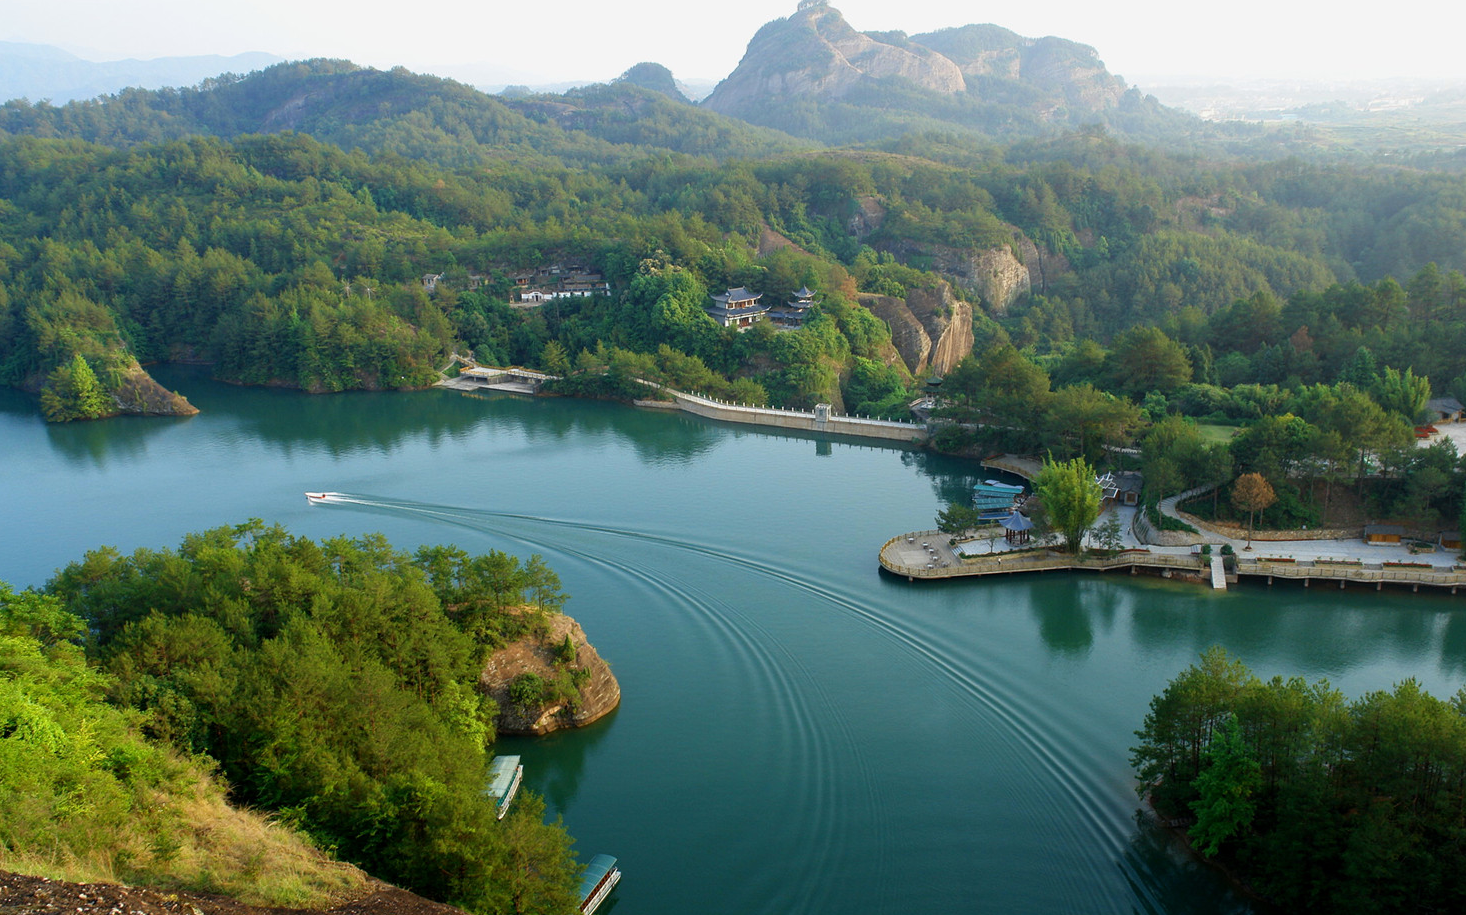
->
xmin=0 ymin=872 xmax=468 ymax=915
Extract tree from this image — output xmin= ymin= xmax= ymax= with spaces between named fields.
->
xmin=1035 ymin=456 xmax=1102 ymax=553
xmin=936 ymin=503 xmax=982 ymax=535
xmin=1093 ymin=516 xmax=1124 ymax=553
xmin=1044 ymin=383 xmax=1143 ymax=463
xmin=1231 ymin=472 xmax=1276 ymax=549
xmin=1371 ymin=366 xmax=1431 ymax=424
xmin=39 ymin=353 xmax=111 ymax=422
xmin=1189 ymin=713 xmax=1262 ymax=857
xmin=1105 ymin=325 xmax=1192 ymax=398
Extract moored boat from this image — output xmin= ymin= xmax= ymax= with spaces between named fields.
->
xmin=973 ymin=479 xmax=1026 ymax=513
xmin=485 ymin=754 xmax=523 ymax=820
xmin=578 ymin=854 xmax=620 ymax=914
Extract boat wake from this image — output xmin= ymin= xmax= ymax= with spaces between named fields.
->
xmin=307 ymin=491 xmax=1152 ymax=913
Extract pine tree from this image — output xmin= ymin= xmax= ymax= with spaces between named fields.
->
xmin=39 ymin=353 xmax=111 ymax=422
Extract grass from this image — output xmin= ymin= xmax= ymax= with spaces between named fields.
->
xmin=1195 ymin=423 xmax=1240 ymax=444
xmin=0 ymin=594 xmax=368 ymax=910
xmin=2 ymin=747 xmax=368 ymax=909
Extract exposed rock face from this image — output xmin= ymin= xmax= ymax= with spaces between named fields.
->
xmin=847 ymin=195 xmax=886 ymax=239
xmin=859 ymin=282 xmax=975 ymax=377
xmin=480 ymin=613 xmax=620 ymax=736
xmin=861 ymin=294 xmax=929 ymax=376
xmin=114 ymin=363 xmax=199 ymax=417
xmin=903 ymin=284 xmax=974 ymax=376
xmin=910 ymin=25 xmax=1127 ymax=113
xmin=704 ymin=2 xmax=965 ymax=117
xmin=705 ymin=7 xmax=1132 ymax=128
xmin=963 ymin=247 xmax=1031 ymax=314
xmin=885 ymin=240 xmax=1032 ymax=314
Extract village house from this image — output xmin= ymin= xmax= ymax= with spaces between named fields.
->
xmin=1426 ymin=396 xmax=1464 ymax=424
xmin=510 ymin=264 xmax=610 ymax=304
xmin=1097 ymin=470 xmax=1143 ymax=507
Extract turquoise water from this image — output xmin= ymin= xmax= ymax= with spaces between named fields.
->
xmin=4 ymin=367 xmax=1465 ymax=915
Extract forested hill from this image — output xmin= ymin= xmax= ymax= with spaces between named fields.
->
xmin=0 ymin=58 xmax=814 ymax=167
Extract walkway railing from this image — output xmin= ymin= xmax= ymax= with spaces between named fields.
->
xmin=1237 ymin=558 xmax=1466 ymax=588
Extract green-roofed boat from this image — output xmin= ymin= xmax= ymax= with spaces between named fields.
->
xmin=578 ymin=854 xmax=621 ymax=914
xmin=485 ymin=754 xmax=523 ymax=820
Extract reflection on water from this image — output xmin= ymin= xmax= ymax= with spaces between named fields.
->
xmin=495 ymin=711 xmax=619 ymax=813
xmin=899 ymin=447 xmax=1028 ymax=507
xmin=1121 ymin=813 xmax=1257 ymax=915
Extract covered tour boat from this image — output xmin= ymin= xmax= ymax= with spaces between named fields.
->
xmin=485 ymin=755 xmax=523 ymax=820
xmin=578 ymin=854 xmax=621 ymax=914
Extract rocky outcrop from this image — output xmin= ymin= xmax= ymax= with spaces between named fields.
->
xmin=860 ymin=282 xmax=975 ymax=377
xmin=113 ymin=363 xmax=199 ymax=417
xmin=904 ymin=284 xmax=974 ymax=376
xmin=861 ymin=294 xmax=930 ymax=376
xmin=964 ymin=247 xmax=1031 ymax=314
xmin=886 ymin=240 xmax=1032 ymax=314
xmin=479 ymin=612 xmax=620 ymax=736
xmin=847 ymin=195 xmax=886 ymax=239
xmin=911 ymin=25 xmax=1127 ymax=113
xmin=704 ymin=2 xmax=965 ymax=117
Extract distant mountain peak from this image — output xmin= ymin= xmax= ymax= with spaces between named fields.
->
xmin=701 ymin=5 xmax=1155 ymax=143
xmin=704 ymin=2 xmax=965 ymax=115
xmin=614 ymin=62 xmax=690 ymax=103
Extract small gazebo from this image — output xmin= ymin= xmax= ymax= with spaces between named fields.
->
xmin=1002 ymin=511 xmax=1034 ymax=545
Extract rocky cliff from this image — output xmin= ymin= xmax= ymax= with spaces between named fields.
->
xmin=704 ymin=4 xmax=1134 ymax=129
xmin=860 ymin=281 xmax=975 ymax=377
xmin=479 ymin=612 xmax=620 ymax=736
xmin=704 ymin=1 xmax=965 ymax=116
xmin=911 ymin=26 xmax=1127 ymax=112
xmin=113 ymin=363 xmax=199 ymax=417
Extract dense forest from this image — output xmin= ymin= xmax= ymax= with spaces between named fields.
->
xmin=12 ymin=524 xmax=585 ymax=914
xmin=1134 ymin=649 xmax=1466 ymax=914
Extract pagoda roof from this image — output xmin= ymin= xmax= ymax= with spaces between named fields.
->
xmin=1001 ymin=511 xmax=1034 ymax=532
xmin=713 ymin=287 xmax=761 ymax=304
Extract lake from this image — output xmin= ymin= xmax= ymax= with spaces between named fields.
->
xmin=5 ymin=366 xmax=1465 ymax=915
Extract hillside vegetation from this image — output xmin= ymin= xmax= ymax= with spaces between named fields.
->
xmin=0 ymin=582 xmax=366 ymax=907
xmin=5 ymin=527 xmax=588 ymax=915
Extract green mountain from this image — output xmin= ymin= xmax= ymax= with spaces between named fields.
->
xmin=0 ymin=58 xmax=811 ymax=167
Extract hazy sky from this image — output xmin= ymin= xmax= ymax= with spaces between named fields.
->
xmin=8 ymin=0 xmax=1466 ymax=87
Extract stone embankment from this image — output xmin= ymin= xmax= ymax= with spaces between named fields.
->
xmin=479 ymin=612 xmax=620 ymax=736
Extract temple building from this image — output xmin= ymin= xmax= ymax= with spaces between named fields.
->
xmin=767 ymin=286 xmax=819 ymax=328
xmin=706 ymin=287 xmax=769 ymax=329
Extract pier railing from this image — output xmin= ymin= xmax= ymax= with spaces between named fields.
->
xmin=1237 ymin=557 xmax=1466 ymax=589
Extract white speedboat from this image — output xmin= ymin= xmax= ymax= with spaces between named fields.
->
xmin=305 ymin=492 xmax=331 ymax=503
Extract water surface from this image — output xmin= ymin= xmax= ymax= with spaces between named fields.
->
xmin=4 ymin=368 xmax=1463 ymax=915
